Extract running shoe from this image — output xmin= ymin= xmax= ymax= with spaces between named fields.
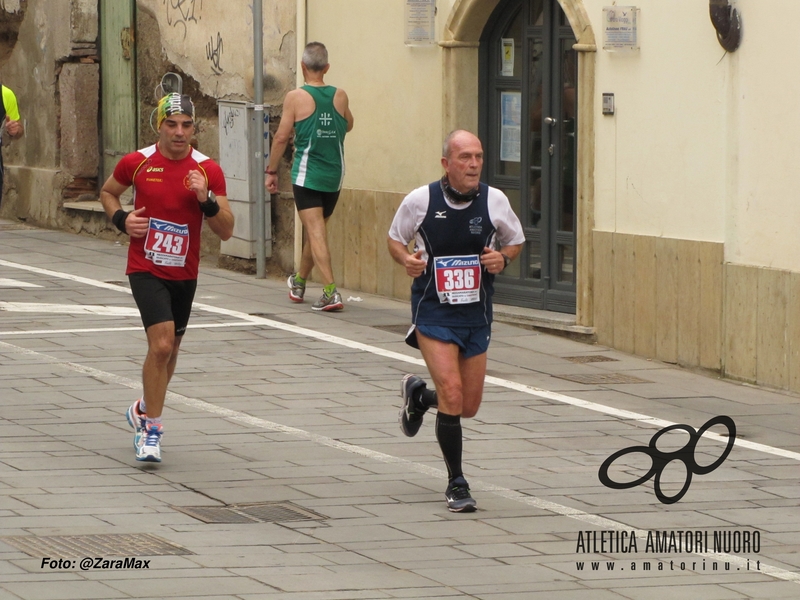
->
xmin=312 ymin=289 xmax=343 ymax=312
xmin=125 ymin=399 xmax=147 ymax=451
xmin=398 ymin=374 xmax=428 ymax=437
xmin=136 ymin=424 xmax=163 ymax=463
xmin=287 ymin=273 xmax=306 ymax=303
xmin=445 ymin=476 xmax=477 ymax=512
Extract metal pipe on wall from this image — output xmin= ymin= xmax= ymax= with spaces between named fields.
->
xmin=253 ymin=0 xmax=267 ymax=278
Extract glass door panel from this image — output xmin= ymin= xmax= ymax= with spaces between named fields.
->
xmin=528 ymin=238 xmax=542 ymax=281
xmin=529 ymin=0 xmax=545 ymax=26
xmin=528 ymin=37 xmax=545 ymax=230
xmin=482 ymin=0 xmax=576 ymax=312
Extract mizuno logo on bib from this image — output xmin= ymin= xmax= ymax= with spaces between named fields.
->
xmin=144 ymin=218 xmax=190 ymax=267
xmin=434 ymin=254 xmax=481 ymax=304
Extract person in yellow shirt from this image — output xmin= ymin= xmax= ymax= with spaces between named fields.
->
xmin=1 ymin=83 xmax=24 ymax=206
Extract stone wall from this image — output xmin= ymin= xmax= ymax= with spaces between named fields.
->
xmin=0 ymin=0 xmax=99 ymax=229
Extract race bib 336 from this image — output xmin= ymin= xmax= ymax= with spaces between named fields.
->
xmin=434 ymin=254 xmax=481 ymax=304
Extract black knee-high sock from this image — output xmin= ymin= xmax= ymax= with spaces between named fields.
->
xmin=435 ymin=412 xmax=463 ymax=481
xmin=419 ymin=387 xmax=438 ymax=409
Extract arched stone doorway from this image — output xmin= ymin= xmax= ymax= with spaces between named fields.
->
xmin=441 ymin=0 xmax=596 ymax=324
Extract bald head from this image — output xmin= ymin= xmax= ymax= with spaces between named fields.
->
xmin=441 ymin=130 xmax=484 ymax=194
xmin=442 ymin=130 xmax=482 ymax=160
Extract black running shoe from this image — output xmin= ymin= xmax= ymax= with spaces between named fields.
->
xmin=398 ymin=374 xmax=428 ymax=437
xmin=445 ymin=476 xmax=477 ymax=512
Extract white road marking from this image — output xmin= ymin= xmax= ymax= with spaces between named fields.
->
xmin=0 ymin=278 xmax=42 ymax=288
xmin=0 ymin=337 xmax=797 ymax=585
xmin=0 ymin=322 xmax=252 ymax=337
xmin=0 ymin=302 xmax=140 ymax=316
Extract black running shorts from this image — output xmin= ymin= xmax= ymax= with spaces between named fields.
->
xmin=128 ymin=272 xmax=197 ymax=336
xmin=292 ymin=184 xmax=341 ymax=219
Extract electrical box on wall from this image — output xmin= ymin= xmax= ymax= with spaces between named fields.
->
xmin=602 ymin=93 xmax=615 ymax=115
xmin=217 ymin=100 xmax=272 ymax=259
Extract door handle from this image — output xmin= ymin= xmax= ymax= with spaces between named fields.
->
xmin=544 ymin=117 xmax=558 ymax=126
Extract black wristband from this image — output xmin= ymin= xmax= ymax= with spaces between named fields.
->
xmin=112 ymin=209 xmax=129 ymax=234
xmin=199 ymin=196 xmax=220 ymax=218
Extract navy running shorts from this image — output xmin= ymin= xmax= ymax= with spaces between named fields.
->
xmin=405 ymin=323 xmax=492 ymax=359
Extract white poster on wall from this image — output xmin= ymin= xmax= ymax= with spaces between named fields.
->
xmin=405 ymin=0 xmax=436 ymax=45
xmin=603 ymin=6 xmax=639 ymax=51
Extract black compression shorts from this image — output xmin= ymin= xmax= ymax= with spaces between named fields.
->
xmin=129 ymin=272 xmax=197 ymax=336
xmin=292 ymin=185 xmax=340 ymax=219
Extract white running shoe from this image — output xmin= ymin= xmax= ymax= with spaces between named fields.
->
xmin=136 ymin=424 xmax=163 ymax=463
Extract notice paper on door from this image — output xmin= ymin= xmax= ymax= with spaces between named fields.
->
xmin=500 ymin=91 xmax=521 ymax=163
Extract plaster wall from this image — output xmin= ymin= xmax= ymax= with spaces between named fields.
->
xmin=584 ymin=0 xmax=727 ymax=243
xmin=722 ymin=1 xmax=800 ymax=271
xmin=306 ymin=0 xmax=447 ymax=193
xmin=137 ymin=0 xmax=296 ymax=106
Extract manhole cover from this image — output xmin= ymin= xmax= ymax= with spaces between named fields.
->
xmin=372 ymin=324 xmax=410 ymax=335
xmin=563 ymin=355 xmax=619 ymax=363
xmin=173 ymin=502 xmax=326 ymax=524
xmin=3 ymin=534 xmax=192 ymax=558
xmin=554 ymin=373 xmax=651 ymax=384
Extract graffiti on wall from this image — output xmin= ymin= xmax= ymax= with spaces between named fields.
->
xmin=164 ymin=0 xmax=201 ymax=40
xmin=206 ymin=32 xmax=223 ymax=74
xmin=221 ymin=104 xmax=241 ymax=137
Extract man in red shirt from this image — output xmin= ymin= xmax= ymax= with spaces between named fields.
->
xmin=100 ymin=93 xmax=234 ymax=463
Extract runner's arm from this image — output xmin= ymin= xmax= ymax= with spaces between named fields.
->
xmin=187 ymin=168 xmax=234 ymax=241
xmin=335 ymin=88 xmax=354 ymax=132
xmin=204 ymin=193 xmax=234 ymax=241
xmin=265 ymin=91 xmax=299 ymax=193
xmin=480 ymin=243 xmax=523 ymax=275
xmin=5 ymin=117 xmax=23 ymax=139
xmin=388 ymin=237 xmax=426 ymax=278
xmin=3 ymin=88 xmax=23 ymax=139
xmin=99 ymin=175 xmax=149 ymax=238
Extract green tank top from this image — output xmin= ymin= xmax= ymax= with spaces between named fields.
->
xmin=291 ymin=85 xmax=348 ymax=192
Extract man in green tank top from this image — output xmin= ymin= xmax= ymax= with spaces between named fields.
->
xmin=266 ymin=42 xmax=354 ymax=311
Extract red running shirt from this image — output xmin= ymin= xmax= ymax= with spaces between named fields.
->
xmin=113 ymin=144 xmax=227 ymax=280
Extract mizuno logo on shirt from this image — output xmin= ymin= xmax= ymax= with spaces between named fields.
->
xmin=435 ymin=211 xmax=447 ymax=219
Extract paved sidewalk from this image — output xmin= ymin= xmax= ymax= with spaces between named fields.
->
xmin=0 ymin=219 xmax=799 ymax=599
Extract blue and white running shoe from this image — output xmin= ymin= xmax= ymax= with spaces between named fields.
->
xmin=136 ymin=424 xmax=163 ymax=463
xmin=126 ymin=399 xmax=146 ymax=451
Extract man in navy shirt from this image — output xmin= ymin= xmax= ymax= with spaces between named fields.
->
xmin=388 ymin=130 xmax=524 ymax=512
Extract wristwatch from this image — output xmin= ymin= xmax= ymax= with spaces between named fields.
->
xmin=199 ymin=190 xmax=221 ymax=217
xmin=501 ymin=253 xmax=512 ymax=270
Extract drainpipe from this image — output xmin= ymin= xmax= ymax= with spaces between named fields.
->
xmin=253 ymin=0 xmax=266 ymax=278
xmin=293 ymin=0 xmax=307 ymax=271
